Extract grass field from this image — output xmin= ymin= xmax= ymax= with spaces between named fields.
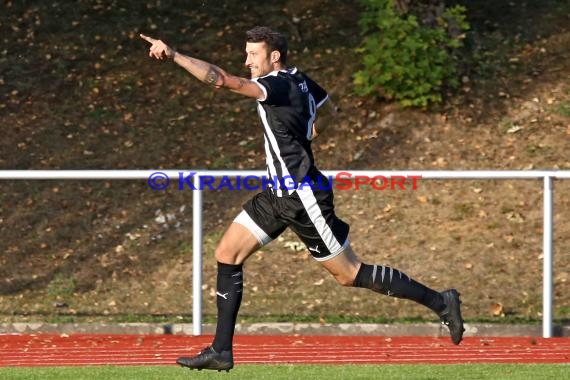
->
xmin=1 ymin=364 xmax=569 ymax=380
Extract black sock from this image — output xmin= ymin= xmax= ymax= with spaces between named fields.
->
xmin=353 ymin=263 xmax=445 ymax=314
xmin=212 ymin=262 xmax=243 ymax=352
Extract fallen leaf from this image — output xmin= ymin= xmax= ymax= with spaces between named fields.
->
xmin=507 ymin=125 xmax=523 ymax=133
xmin=491 ymin=302 xmax=504 ymax=316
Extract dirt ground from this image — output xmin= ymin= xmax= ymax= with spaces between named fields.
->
xmin=0 ymin=0 xmax=569 ymax=325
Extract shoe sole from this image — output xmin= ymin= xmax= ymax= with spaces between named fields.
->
xmin=183 ymin=367 xmax=231 ymax=373
xmin=177 ymin=360 xmax=233 ymax=372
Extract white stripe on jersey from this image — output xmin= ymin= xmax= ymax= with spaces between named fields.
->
xmin=262 ymin=131 xmax=278 ymax=188
xmin=306 ymin=84 xmax=328 ymax=140
xmin=253 ymin=71 xmax=293 ymax=196
xmin=306 ymin=93 xmax=317 ymax=140
xmin=257 ymin=104 xmax=294 ymax=197
xmin=316 ymin=94 xmax=329 ymax=108
xmin=296 ymin=187 xmax=350 ymax=261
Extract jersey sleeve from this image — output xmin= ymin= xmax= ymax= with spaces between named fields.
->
xmin=254 ymin=75 xmax=289 ymax=105
xmin=304 ymin=75 xmax=328 ymax=108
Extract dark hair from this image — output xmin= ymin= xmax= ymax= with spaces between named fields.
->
xmin=246 ymin=26 xmax=288 ymax=64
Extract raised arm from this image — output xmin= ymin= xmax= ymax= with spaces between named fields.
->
xmin=140 ymin=34 xmax=264 ymax=99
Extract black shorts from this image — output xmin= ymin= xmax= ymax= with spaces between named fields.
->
xmin=234 ymin=177 xmax=350 ymax=261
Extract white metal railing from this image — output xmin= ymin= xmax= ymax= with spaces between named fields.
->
xmin=2 ymin=169 xmax=568 ymax=338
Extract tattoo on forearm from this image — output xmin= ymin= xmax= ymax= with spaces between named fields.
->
xmin=204 ymin=66 xmax=221 ymax=86
xmin=237 ymin=78 xmax=247 ymax=89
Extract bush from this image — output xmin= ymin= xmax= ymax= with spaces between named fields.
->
xmin=354 ymin=0 xmax=469 ymax=107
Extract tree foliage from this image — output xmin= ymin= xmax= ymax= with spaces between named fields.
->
xmin=354 ymin=0 xmax=469 ymax=107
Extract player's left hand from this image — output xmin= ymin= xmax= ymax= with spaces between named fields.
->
xmin=312 ymin=122 xmax=319 ymax=139
xmin=140 ymin=34 xmax=175 ymax=60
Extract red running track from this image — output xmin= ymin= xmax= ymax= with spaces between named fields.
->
xmin=0 ymin=334 xmax=568 ymax=367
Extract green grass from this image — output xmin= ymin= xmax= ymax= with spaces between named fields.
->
xmin=1 ymin=364 xmax=569 ymax=380
xmin=552 ymin=102 xmax=570 ymax=117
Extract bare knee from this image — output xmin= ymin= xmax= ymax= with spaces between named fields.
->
xmin=320 ymin=247 xmax=362 ymax=287
xmin=333 ymin=273 xmax=357 ymax=287
xmin=215 ymin=242 xmax=240 ymax=264
xmin=214 ymin=222 xmax=261 ymax=265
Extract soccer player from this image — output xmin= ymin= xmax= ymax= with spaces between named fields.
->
xmin=141 ymin=26 xmax=464 ymax=372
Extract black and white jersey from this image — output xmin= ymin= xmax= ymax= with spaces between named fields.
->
xmin=252 ymin=67 xmax=328 ymax=196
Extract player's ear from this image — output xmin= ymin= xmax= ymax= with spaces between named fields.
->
xmin=270 ymin=50 xmax=280 ymax=63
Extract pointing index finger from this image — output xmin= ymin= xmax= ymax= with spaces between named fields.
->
xmin=140 ymin=34 xmax=156 ymax=44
